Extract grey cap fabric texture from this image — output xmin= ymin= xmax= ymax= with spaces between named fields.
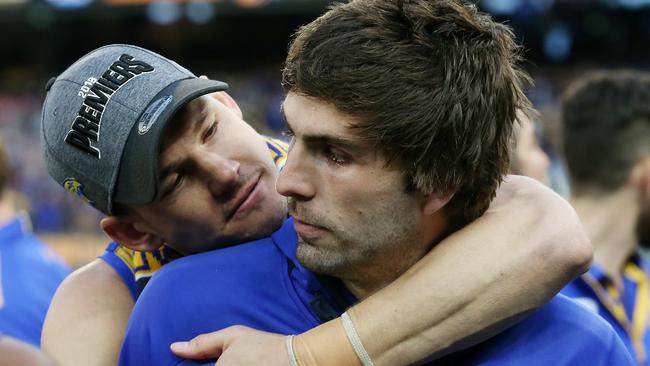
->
xmin=41 ymin=44 xmax=228 ymax=214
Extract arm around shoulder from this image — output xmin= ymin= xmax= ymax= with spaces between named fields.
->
xmin=300 ymin=175 xmax=593 ymax=366
xmin=41 ymin=259 xmax=134 ymax=366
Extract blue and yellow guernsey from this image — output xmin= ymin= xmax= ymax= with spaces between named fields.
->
xmin=99 ymin=137 xmax=288 ymax=300
xmin=562 ymin=255 xmax=650 ymax=365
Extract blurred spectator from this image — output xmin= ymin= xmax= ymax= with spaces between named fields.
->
xmin=0 ymin=141 xmax=70 ymax=346
xmin=560 ymin=70 xmax=650 ymax=365
xmin=511 ymin=111 xmax=551 ymax=186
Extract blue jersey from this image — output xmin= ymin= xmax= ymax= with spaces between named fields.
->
xmin=0 ymin=216 xmax=70 ymax=346
xmin=562 ymin=257 xmax=650 ymax=365
xmin=120 ymin=218 xmax=633 ymax=366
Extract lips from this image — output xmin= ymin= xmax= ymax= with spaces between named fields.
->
xmin=292 ymin=216 xmax=328 ymax=238
xmin=226 ymin=174 xmax=262 ymax=220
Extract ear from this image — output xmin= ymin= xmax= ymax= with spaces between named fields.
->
xmin=422 ymin=191 xmax=455 ymax=216
xmin=630 ymin=156 xmax=650 ymax=199
xmin=199 ymin=76 xmax=244 ymax=119
xmin=212 ymin=91 xmax=243 ymax=119
xmin=100 ymin=216 xmax=164 ymax=252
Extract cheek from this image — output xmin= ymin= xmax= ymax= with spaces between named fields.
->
xmin=323 ymin=172 xmax=406 ymax=220
xmin=169 ymin=188 xmax=220 ymax=221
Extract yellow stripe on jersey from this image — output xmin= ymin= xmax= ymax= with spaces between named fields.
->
xmin=114 ymin=136 xmax=289 ymax=288
xmin=112 ymin=245 xmax=135 ymax=274
xmin=265 ymin=137 xmax=288 ymax=170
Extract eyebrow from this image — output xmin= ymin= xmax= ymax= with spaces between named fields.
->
xmin=280 ymin=104 xmax=365 ymax=154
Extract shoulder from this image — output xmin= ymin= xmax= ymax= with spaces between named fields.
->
xmin=41 ymin=259 xmax=133 ymax=366
xmin=120 ymin=237 xmax=294 ymax=366
xmin=446 ymin=294 xmax=633 ymax=366
xmin=500 ymin=295 xmax=634 ymax=365
xmin=148 ymin=235 xmax=285 ymax=291
xmin=130 ymin=236 xmax=288 ymax=325
xmin=46 ymin=257 xmax=132 ymax=305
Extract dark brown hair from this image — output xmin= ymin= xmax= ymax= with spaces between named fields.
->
xmin=283 ymin=0 xmax=532 ymax=228
xmin=562 ymin=70 xmax=650 ymax=195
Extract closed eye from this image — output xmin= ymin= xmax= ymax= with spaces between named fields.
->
xmin=202 ymin=121 xmax=218 ymax=143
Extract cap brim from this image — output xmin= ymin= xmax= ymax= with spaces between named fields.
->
xmin=112 ymin=78 xmax=229 ymax=211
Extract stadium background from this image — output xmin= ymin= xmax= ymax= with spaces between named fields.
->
xmin=0 ymin=0 xmax=649 ymax=267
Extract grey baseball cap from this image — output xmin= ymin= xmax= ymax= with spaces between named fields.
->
xmin=41 ymin=44 xmax=228 ymax=214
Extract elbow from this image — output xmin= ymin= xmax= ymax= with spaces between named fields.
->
xmin=536 ymin=193 xmax=593 ymax=281
xmin=549 ymin=222 xmax=593 ymax=279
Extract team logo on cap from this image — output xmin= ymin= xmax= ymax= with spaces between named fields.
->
xmin=138 ymin=95 xmax=173 ymax=135
xmin=63 ymin=178 xmax=92 ymax=204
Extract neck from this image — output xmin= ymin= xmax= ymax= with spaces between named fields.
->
xmin=572 ymin=188 xmax=640 ymax=285
xmin=342 ymin=214 xmax=448 ymax=300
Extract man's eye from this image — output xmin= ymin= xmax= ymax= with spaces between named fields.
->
xmin=171 ymin=174 xmax=184 ymax=191
xmin=202 ymin=122 xmax=218 ymax=142
xmin=325 ymin=147 xmax=348 ymax=165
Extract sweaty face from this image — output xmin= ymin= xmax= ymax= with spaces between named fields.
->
xmin=131 ymin=95 xmax=287 ymax=254
xmin=276 ymin=93 xmax=436 ymax=288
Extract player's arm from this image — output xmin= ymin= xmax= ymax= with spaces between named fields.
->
xmin=331 ymin=175 xmax=591 ymax=365
xmin=41 ymin=259 xmax=134 ymax=366
xmin=172 ymin=175 xmax=592 ymax=365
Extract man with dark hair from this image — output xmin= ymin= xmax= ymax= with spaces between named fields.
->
xmin=121 ymin=1 xmax=630 ymax=365
xmin=40 ymin=42 xmax=596 ymax=366
xmin=0 ymin=142 xmax=69 ymax=346
xmin=560 ymin=70 xmax=650 ymax=365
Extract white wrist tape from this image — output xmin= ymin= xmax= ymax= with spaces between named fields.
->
xmin=341 ymin=311 xmax=375 ymax=366
xmin=286 ymin=335 xmax=299 ymax=366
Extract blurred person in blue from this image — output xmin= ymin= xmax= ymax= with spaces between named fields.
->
xmin=39 ymin=44 xmax=596 ymax=366
xmin=107 ymin=0 xmax=636 ymax=364
xmin=0 ymin=141 xmax=70 ymax=346
xmin=561 ymin=70 xmax=650 ymax=365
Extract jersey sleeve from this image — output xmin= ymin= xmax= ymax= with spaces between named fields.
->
xmin=98 ymin=242 xmax=137 ymax=300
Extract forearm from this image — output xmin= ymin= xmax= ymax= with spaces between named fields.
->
xmin=297 ymin=176 xmax=591 ymax=366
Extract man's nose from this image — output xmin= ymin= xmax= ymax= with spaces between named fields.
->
xmin=197 ymin=152 xmax=240 ymax=197
xmin=276 ymin=142 xmax=315 ymax=200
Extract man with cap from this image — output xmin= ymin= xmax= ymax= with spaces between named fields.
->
xmin=41 ymin=42 xmax=595 ymax=366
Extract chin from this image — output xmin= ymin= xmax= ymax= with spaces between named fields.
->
xmin=295 ymin=240 xmax=350 ymax=276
